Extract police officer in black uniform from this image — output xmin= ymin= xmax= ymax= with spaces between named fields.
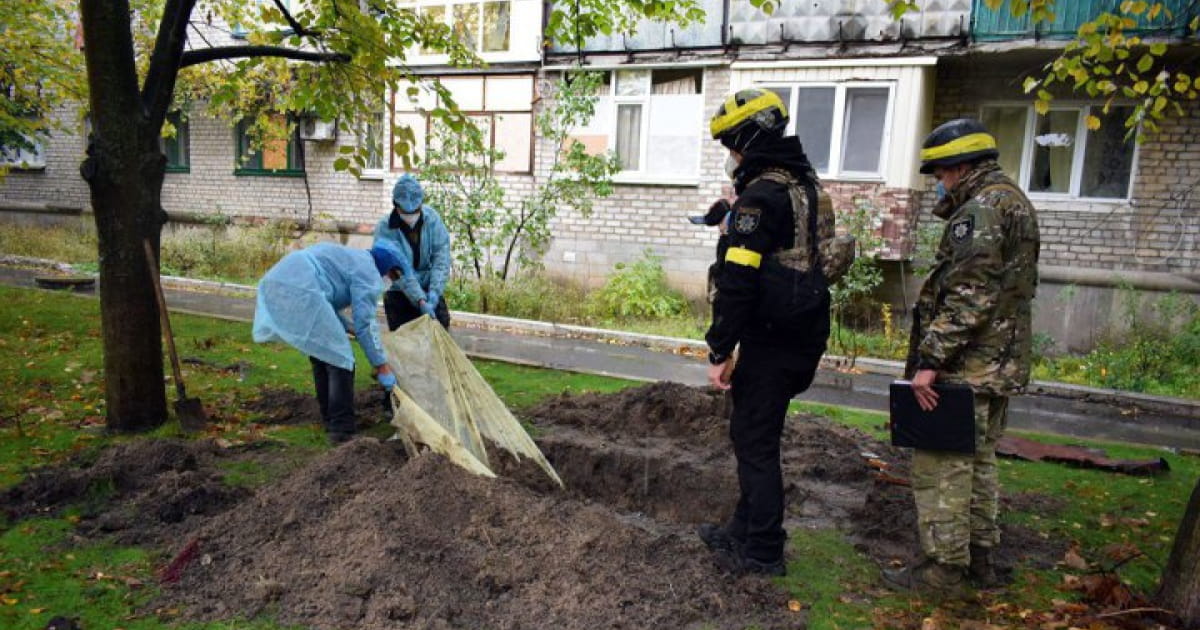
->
xmin=698 ymin=88 xmax=845 ymax=577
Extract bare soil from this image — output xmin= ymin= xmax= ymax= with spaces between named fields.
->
xmin=2 ymin=381 xmax=1067 ymax=629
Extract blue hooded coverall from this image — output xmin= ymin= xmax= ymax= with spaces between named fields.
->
xmin=253 ymin=242 xmax=404 ymax=440
xmin=374 ymin=174 xmax=453 ymax=330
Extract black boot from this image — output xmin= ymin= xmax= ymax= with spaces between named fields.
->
xmin=697 ymin=523 xmax=741 ymax=552
xmin=968 ymin=544 xmax=1011 ymax=588
xmin=712 ymin=547 xmax=786 ymax=577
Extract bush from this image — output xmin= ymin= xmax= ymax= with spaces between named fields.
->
xmin=159 ymin=221 xmax=291 ymax=283
xmin=0 ymin=222 xmax=98 ymax=264
xmin=587 ymin=251 xmax=688 ymax=320
xmin=444 ymin=273 xmax=589 ymax=322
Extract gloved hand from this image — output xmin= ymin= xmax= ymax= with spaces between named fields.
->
xmin=420 ymin=301 xmax=436 ymax=319
xmin=378 ymin=371 xmax=397 ymax=389
xmin=426 ymin=290 xmax=441 ymax=311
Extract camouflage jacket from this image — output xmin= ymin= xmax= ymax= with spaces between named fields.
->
xmin=906 ymin=161 xmax=1040 ymax=395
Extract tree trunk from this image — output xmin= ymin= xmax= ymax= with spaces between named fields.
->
xmin=1159 ymin=476 xmax=1200 ymax=628
xmin=80 ymin=0 xmax=169 ymax=432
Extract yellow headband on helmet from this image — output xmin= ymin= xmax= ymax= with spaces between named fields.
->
xmin=920 ymin=132 xmax=998 ymax=162
xmin=710 ymin=91 xmax=786 ymax=139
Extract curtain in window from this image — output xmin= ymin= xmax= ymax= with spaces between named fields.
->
xmin=615 ymin=104 xmax=642 ymax=170
xmin=981 ymin=106 xmax=1026 ymax=178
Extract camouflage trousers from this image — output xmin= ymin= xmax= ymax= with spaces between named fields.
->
xmin=912 ymin=393 xmax=1009 ymax=567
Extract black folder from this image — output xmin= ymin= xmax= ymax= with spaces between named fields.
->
xmin=889 ymin=381 xmax=976 ymax=454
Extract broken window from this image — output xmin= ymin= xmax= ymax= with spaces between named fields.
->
xmin=235 ymin=115 xmax=303 ymax=175
xmin=982 ymin=102 xmax=1136 ymax=200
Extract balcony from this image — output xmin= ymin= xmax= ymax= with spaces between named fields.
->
xmin=971 ymin=0 xmax=1199 ymax=41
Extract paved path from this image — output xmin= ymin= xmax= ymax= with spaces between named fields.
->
xmin=3 ymin=264 xmax=1198 ymax=450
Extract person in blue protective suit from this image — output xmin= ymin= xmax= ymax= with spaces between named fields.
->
xmin=252 ymin=241 xmax=412 ymax=444
xmin=374 ymin=173 xmax=452 ymax=330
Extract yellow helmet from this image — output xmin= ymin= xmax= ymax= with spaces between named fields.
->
xmin=710 ymin=88 xmax=788 ymax=151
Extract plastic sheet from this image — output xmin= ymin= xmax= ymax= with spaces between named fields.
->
xmin=383 ymin=316 xmax=563 ymax=486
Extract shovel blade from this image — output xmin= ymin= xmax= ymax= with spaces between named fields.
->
xmin=175 ymin=398 xmax=207 ymax=432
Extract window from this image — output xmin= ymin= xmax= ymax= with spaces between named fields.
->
xmin=235 ymin=115 xmax=304 ymax=175
xmin=393 ymin=74 xmax=533 ymax=173
xmin=162 ymin=111 xmax=190 ymax=173
xmin=761 ymin=82 xmax=893 ymax=179
xmin=569 ymin=67 xmax=705 ymax=183
xmin=415 ymin=0 xmax=511 ymax=53
xmin=358 ymin=108 xmax=387 ymax=176
xmin=0 ymin=132 xmax=46 ymax=170
xmin=981 ymin=103 xmax=1136 ymax=199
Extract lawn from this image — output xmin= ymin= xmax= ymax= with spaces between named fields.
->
xmin=0 ymin=285 xmax=1196 ymax=630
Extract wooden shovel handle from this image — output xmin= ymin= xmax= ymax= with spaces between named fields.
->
xmin=143 ymin=239 xmax=187 ymax=398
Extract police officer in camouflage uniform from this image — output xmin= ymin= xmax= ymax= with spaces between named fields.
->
xmin=882 ymin=118 xmax=1040 ymax=594
xmin=697 ymin=88 xmax=854 ymax=577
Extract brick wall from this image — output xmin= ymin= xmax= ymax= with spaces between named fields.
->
xmin=0 ymin=105 xmax=91 ymax=211
xmin=932 ymin=54 xmax=1200 ymax=276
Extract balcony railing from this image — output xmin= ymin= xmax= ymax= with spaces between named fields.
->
xmin=971 ymin=0 xmax=1199 ymax=41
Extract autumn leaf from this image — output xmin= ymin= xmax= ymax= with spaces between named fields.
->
xmin=1085 ymin=115 xmax=1101 ymax=130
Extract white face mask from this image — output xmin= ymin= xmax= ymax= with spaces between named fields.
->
xmin=399 ymin=211 xmax=421 ymax=227
xmin=724 ymin=154 xmax=739 ymax=180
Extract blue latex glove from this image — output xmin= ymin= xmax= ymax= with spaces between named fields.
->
xmin=378 ymin=371 xmax=397 ymax=389
xmin=426 ymin=290 xmax=441 ymax=311
xmin=419 ymin=302 xmax=436 ymax=319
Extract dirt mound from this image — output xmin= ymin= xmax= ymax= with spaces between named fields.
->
xmin=523 ymin=382 xmax=907 ymax=531
xmin=526 ymin=381 xmax=731 ymax=447
xmin=2 ymin=439 xmax=259 ymax=545
xmin=246 ymin=386 xmax=391 ymax=427
xmin=164 ymin=440 xmax=798 ymax=630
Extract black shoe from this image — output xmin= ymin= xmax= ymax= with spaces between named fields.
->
xmin=697 ymin=523 xmax=742 ymax=552
xmin=712 ymin=547 xmax=786 ymax=577
xmin=328 ymin=431 xmax=356 ymax=445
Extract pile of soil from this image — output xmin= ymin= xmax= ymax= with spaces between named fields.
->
xmin=2 ymin=440 xmax=263 ymax=545
xmin=245 ymin=387 xmax=391 ymax=427
xmin=166 ymin=440 xmax=796 ymax=630
xmin=2 ymin=381 xmax=1068 ymax=629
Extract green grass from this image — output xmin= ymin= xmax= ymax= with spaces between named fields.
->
xmin=1 ymin=284 xmax=1198 ymax=629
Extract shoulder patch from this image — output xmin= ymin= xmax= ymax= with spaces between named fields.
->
xmin=734 ymin=207 xmax=761 ymax=235
xmin=950 ymin=216 xmax=974 ymax=244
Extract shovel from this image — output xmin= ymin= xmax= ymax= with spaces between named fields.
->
xmin=143 ymin=239 xmax=207 ymax=432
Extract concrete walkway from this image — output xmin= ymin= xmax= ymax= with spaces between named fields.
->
xmin=3 ymin=262 xmax=1198 ymax=450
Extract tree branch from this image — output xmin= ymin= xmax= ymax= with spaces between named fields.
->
xmin=179 ymin=46 xmax=349 ymax=68
xmin=273 ymin=0 xmax=319 ymax=37
xmin=143 ymin=0 xmax=199 ymax=132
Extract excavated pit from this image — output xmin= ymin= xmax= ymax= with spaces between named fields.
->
xmin=1 ymin=381 xmax=1068 ymax=630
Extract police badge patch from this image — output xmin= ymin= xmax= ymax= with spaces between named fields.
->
xmin=734 ymin=207 xmax=761 ymax=234
xmin=950 ymin=216 xmax=974 ymax=244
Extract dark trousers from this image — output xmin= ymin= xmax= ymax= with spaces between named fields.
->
xmin=384 ymin=290 xmax=451 ymax=331
xmin=725 ymin=342 xmax=820 ymax=562
xmin=309 ymin=357 xmax=356 ymax=437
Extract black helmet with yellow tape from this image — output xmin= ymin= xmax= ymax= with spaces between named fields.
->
xmin=919 ymin=118 xmax=999 ymax=174
xmin=710 ymin=88 xmax=788 ymax=153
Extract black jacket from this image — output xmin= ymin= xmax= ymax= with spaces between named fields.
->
xmin=705 ymin=135 xmax=830 ymax=361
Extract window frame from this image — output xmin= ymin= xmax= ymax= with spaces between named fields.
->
xmin=358 ymin=108 xmax=388 ymax=180
xmin=391 ymin=74 xmax=534 ymax=174
xmin=163 ymin=111 xmax=190 ymax=174
xmin=234 ymin=115 xmax=306 ymax=177
xmin=978 ymin=101 xmax=1140 ymax=203
xmin=0 ymin=132 xmax=47 ymax=171
xmin=409 ymin=0 xmax=512 ymax=54
xmin=596 ymin=67 xmax=706 ymax=186
xmin=756 ymin=80 xmax=895 ymax=182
